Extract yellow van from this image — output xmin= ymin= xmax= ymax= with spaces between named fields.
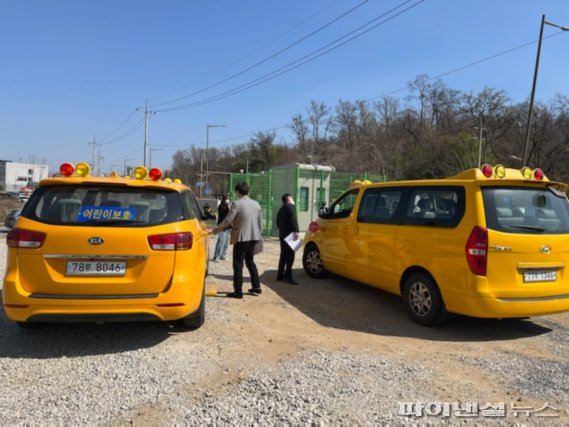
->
xmin=3 ymin=162 xmax=209 ymax=329
xmin=303 ymin=164 xmax=569 ymax=325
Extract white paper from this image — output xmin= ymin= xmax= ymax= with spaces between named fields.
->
xmin=284 ymin=232 xmax=303 ymax=252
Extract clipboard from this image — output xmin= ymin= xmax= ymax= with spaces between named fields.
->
xmin=284 ymin=232 xmax=303 ymax=252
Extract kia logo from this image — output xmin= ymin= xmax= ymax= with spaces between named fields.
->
xmin=540 ymin=245 xmax=551 ymax=255
xmin=88 ymin=237 xmax=104 ymax=245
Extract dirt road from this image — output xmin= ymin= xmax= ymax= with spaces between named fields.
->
xmin=1 ymin=231 xmax=569 ymax=424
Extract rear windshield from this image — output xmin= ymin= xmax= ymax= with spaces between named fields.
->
xmin=22 ymin=185 xmax=188 ymax=227
xmin=482 ymin=186 xmax=569 ymax=234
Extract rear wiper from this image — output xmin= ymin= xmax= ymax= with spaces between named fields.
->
xmin=510 ymin=225 xmax=545 ymax=232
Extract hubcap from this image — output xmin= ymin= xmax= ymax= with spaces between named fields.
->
xmin=306 ymin=250 xmax=322 ymax=274
xmin=408 ymin=281 xmax=431 ymax=317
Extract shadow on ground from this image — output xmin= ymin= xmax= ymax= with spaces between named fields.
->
xmin=259 ymin=268 xmax=553 ymax=343
xmin=0 ymin=295 xmax=189 ymax=359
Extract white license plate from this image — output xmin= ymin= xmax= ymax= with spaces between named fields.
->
xmin=66 ymin=261 xmax=126 ymax=276
xmin=523 ymin=270 xmax=557 ymax=283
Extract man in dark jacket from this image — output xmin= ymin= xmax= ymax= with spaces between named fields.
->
xmin=276 ymin=193 xmax=300 ymax=284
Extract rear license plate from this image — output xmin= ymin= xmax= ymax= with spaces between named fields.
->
xmin=523 ymin=270 xmax=557 ymax=283
xmin=66 ymin=261 xmax=126 ymax=276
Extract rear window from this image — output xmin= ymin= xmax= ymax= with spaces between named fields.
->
xmin=482 ymin=186 xmax=569 ymax=234
xmin=22 ymin=185 xmax=186 ymax=226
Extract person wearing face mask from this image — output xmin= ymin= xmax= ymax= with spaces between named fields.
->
xmin=212 ymin=194 xmax=231 ymax=262
xmin=276 ymin=193 xmax=300 ymax=285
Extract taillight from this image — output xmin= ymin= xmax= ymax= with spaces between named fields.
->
xmin=148 ymin=232 xmax=193 ymax=251
xmin=6 ymin=228 xmax=47 ymax=249
xmin=309 ymin=221 xmax=319 ymax=232
xmin=465 ymin=226 xmax=488 ymax=276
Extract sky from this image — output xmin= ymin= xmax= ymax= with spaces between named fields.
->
xmin=1 ymin=0 xmax=568 ymax=174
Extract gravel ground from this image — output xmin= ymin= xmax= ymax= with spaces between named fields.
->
xmin=2 ymin=229 xmax=569 ymax=425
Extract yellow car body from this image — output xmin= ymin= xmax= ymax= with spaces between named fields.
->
xmin=3 ymin=164 xmax=209 ymax=329
xmin=303 ymin=165 xmax=569 ymax=325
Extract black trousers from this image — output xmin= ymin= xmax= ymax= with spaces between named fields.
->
xmin=232 ymin=241 xmax=260 ymax=293
xmin=277 ymin=240 xmax=295 ymax=279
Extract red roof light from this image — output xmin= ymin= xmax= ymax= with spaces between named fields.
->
xmin=480 ymin=164 xmax=493 ymax=178
xmin=149 ymin=168 xmax=163 ymax=181
xmin=60 ymin=163 xmax=75 ymax=176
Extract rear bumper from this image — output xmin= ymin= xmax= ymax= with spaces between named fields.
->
xmin=2 ymin=274 xmax=204 ymax=323
xmin=445 ymin=290 xmax=569 ymax=318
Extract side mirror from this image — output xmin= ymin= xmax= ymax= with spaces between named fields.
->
xmin=318 ymin=207 xmax=329 ymax=218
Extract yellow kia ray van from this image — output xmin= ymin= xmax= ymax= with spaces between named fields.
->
xmin=3 ymin=162 xmax=209 ymax=329
xmin=303 ymin=164 xmax=569 ymax=326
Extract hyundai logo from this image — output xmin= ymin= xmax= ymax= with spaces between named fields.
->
xmin=88 ymin=237 xmax=105 ymax=245
xmin=540 ymin=245 xmax=551 ymax=255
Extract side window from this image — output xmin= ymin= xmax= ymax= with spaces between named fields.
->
xmin=403 ymin=187 xmax=464 ymax=227
xmin=357 ymin=188 xmax=403 ymax=224
xmin=180 ymin=191 xmax=199 ymax=219
xmin=329 ymin=189 xmax=359 ymax=219
xmin=299 ymin=187 xmax=309 ymax=212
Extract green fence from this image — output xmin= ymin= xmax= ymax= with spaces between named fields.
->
xmin=227 ymin=169 xmax=385 ymax=237
xmin=229 ymin=172 xmax=273 ymax=236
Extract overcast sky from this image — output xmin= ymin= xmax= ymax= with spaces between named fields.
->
xmin=1 ymin=0 xmax=568 ymax=173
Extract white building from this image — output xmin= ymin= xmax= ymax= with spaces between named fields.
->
xmin=0 ymin=160 xmax=49 ymax=193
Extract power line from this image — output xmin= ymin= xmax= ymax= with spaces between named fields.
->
xmin=97 ymin=109 xmax=139 ymax=143
xmin=99 ymin=117 xmax=145 ymax=145
xmin=155 ymin=0 xmax=424 ymax=113
xmin=149 ymin=0 xmax=371 ymax=109
xmin=365 ymin=31 xmax=567 ymax=102
xmin=148 ymin=0 xmax=342 ymax=103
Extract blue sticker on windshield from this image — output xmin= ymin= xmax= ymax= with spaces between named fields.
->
xmin=78 ymin=206 xmax=136 ymax=222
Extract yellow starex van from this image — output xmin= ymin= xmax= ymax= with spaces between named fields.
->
xmin=303 ymin=164 xmax=569 ymax=325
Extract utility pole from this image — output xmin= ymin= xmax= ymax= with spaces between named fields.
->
xmin=522 ymin=15 xmax=569 ymax=166
xmin=204 ymin=124 xmax=226 ymax=197
xmin=476 ymin=114 xmax=485 ymax=168
xmin=88 ymin=136 xmax=96 ymax=171
xmin=138 ymin=99 xmax=155 ymax=168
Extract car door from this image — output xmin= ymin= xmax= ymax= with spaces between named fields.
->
xmin=352 ymin=187 xmax=403 ymax=291
xmin=320 ymin=189 xmax=360 ymax=275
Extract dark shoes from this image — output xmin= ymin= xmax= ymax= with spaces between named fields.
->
xmin=277 ymin=274 xmax=298 ymax=285
xmin=226 ymin=292 xmax=243 ymax=299
xmin=248 ymin=288 xmax=262 ymax=294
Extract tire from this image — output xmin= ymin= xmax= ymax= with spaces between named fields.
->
xmin=403 ymin=272 xmax=447 ymax=326
xmin=179 ymin=286 xmax=205 ymax=330
xmin=302 ymin=243 xmax=327 ymax=278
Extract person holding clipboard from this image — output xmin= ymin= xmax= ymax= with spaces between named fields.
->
xmin=276 ymin=193 xmax=300 ymax=285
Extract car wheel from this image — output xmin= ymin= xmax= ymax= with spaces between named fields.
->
xmin=179 ymin=286 xmax=205 ymax=330
xmin=303 ymin=243 xmax=327 ymax=278
xmin=403 ymin=272 xmax=447 ymax=326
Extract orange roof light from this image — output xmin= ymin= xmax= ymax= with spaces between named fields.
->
xmin=494 ymin=164 xmax=506 ymax=178
xmin=60 ymin=163 xmax=75 ymax=176
xmin=134 ymin=166 xmax=148 ymax=180
xmin=76 ymin=162 xmax=90 ymax=177
xmin=521 ymin=167 xmax=533 ymax=180
xmin=149 ymin=167 xmax=163 ymax=181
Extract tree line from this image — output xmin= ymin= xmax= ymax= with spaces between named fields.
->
xmin=171 ymin=74 xmax=569 ymax=196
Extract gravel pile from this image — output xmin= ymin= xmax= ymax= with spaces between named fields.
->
xmin=174 ymin=349 xmax=433 ymax=426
